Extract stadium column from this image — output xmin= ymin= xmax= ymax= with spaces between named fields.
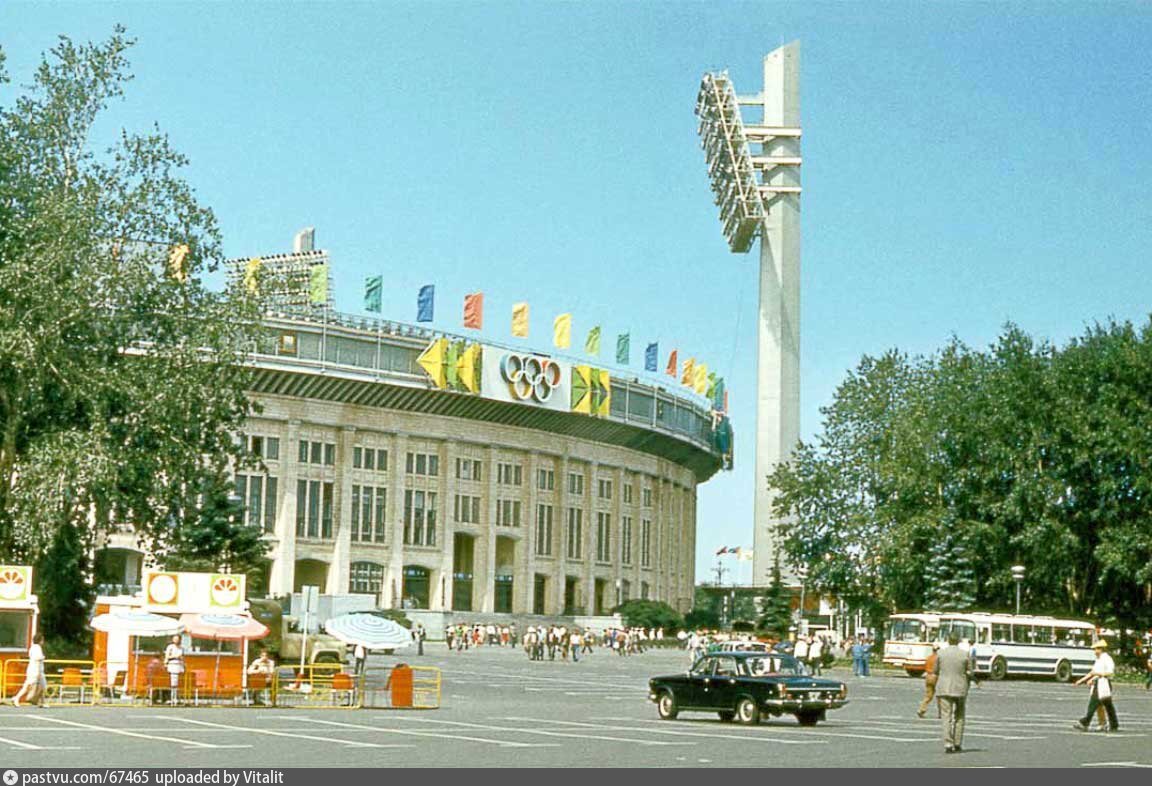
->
xmin=612 ymin=465 xmax=624 ymax=606
xmin=436 ymin=442 xmax=452 ymax=611
xmin=328 ymin=427 xmax=356 ymax=595
xmin=553 ymin=455 xmax=570 ymax=614
xmin=270 ymin=419 xmax=301 ymax=596
xmin=584 ymin=460 xmax=598 ymax=615
xmin=478 ymin=445 xmax=498 ymax=613
xmin=386 ymin=432 xmax=408 ymax=609
xmin=520 ymin=451 xmax=541 ymax=614
xmin=683 ymin=485 xmax=697 ymax=613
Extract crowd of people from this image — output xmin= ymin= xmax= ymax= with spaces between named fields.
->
xmin=441 ymin=622 xmax=668 ymax=661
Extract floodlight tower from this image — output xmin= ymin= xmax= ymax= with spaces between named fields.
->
xmin=695 ymin=43 xmax=801 ymax=586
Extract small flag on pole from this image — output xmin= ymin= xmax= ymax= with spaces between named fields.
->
xmin=681 ymin=357 xmax=695 ymax=386
xmin=615 ymin=333 xmax=630 ymax=365
xmin=694 ymin=362 xmax=708 ymax=394
xmin=645 ymin=342 xmax=658 ymax=372
xmin=665 ymin=349 xmax=678 ymax=377
xmin=715 ymin=546 xmax=729 ymax=556
xmin=417 ymin=285 xmax=435 ymax=322
xmin=309 ymin=263 xmax=329 ymax=305
xmin=244 ymin=257 xmax=262 ymax=294
xmin=364 ymin=275 xmax=382 ymax=313
xmin=585 ymin=326 xmax=601 ymax=356
xmin=168 ymin=244 xmax=189 ymax=283
xmin=463 ymin=292 xmax=484 ymax=329
xmin=553 ymin=313 xmax=572 ymax=348
xmin=511 ymin=302 xmax=529 ymax=337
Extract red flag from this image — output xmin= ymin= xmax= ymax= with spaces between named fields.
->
xmin=463 ymin=292 xmax=484 ymax=329
xmin=665 ymin=349 xmax=678 ymax=377
xmin=715 ymin=546 xmax=728 ymax=556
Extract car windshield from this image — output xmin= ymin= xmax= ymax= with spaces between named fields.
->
xmin=740 ymin=655 xmax=802 ymax=677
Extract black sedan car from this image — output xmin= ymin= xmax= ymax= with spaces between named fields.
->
xmin=648 ymin=651 xmax=848 ymax=726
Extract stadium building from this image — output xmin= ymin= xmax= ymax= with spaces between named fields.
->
xmin=98 ymin=230 xmax=733 ymax=616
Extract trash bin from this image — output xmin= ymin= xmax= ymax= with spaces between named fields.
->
xmin=387 ymin=663 xmax=413 ymax=708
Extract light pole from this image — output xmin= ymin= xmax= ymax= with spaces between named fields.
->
xmin=1011 ymin=565 xmax=1026 ymax=614
xmin=795 ymin=565 xmax=809 ymax=634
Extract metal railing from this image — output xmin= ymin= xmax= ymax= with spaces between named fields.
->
xmin=2 ymin=659 xmax=98 ymax=706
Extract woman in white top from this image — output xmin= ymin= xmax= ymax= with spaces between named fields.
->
xmin=12 ymin=633 xmax=47 ymax=707
xmin=1074 ymin=639 xmax=1119 ymax=732
xmin=164 ymin=634 xmax=185 ymax=705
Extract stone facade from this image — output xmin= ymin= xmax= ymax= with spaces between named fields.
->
xmin=244 ymin=393 xmax=699 ymax=614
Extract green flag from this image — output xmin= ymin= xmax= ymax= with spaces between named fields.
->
xmin=309 ymin=263 xmax=329 ymax=305
xmin=364 ymin=275 xmax=382 ymax=312
xmin=616 ymin=333 xmax=630 ymax=365
xmin=585 ymin=325 xmax=601 ymax=356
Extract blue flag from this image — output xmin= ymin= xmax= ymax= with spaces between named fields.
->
xmin=644 ymin=342 xmax=658 ymax=372
xmin=417 ymin=284 xmax=435 ymax=322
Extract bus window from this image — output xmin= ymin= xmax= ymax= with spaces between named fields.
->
xmin=887 ymin=619 xmax=928 ymax=642
xmin=1012 ymin=625 xmax=1032 ymax=644
xmin=991 ymin=623 xmax=1012 ymax=643
xmin=1064 ymin=629 xmax=1091 ymax=647
xmin=940 ymin=620 xmax=977 ymax=643
xmin=1033 ymin=626 xmax=1054 ymax=644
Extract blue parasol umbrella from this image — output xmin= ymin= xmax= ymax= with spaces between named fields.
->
xmin=324 ymin=613 xmax=413 ymax=650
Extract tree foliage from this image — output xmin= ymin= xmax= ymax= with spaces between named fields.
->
xmin=769 ymin=322 xmax=1152 ymax=628
xmin=756 ymin=558 xmax=793 ymax=636
xmin=614 ymin=599 xmax=684 ymax=631
xmin=0 ymin=29 xmax=266 ymax=636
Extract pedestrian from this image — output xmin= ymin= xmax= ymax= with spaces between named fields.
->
xmin=163 ymin=634 xmax=185 ymax=706
xmin=934 ymin=631 xmax=973 ymax=754
xmin=12 ymin=632 xmax=47 ymax=708
xmin=809 ymin=636 xmax=824 ymax=676
xmin=354 ymin=643 xmax=367 ymax=674
xmin=415 ymin=624 xmax=426 ymax=656
xmin=1073 ymin=639 xmax=1119 ymax=733
xmin=794 ymin=635 xmax=810 ymax=672
xmin=850 ymin=638 xmax=865 ymax=677
xmin=860 ymin=636 xmax=872 ymax=677
xmin=570 ymin=629 xmax=582 ymax=663
xmin=1144 ymin=648 xmax=1152 ymax=691
xmin=918 ymin=643 xmax=941 ymax=718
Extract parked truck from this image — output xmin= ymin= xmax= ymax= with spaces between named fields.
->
xmin=248 ymin=598 xmax=346 ymax=665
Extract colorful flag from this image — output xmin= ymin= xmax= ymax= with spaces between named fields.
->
xmin=724 ymin=389 xmax=729 ymax=412
xmin=737 ymin=549 xmax=753 ymax=562
xmin=616 ymin=333 xmax=630 ymax=365
xmin=665 ymin=349 xmax=678 ymax=377
xmin=715 ymin=546 xmax=729 ymax=556
xmin=511 ymin=302 xmax=529 ymax=337
xmin=694 ymin=362 xmax=708 ymax=394
xmin=167 ymin=244 xmax=189 ymax=283
xmin=681 ymin=357 xmax=695 ymax=386
xmin=309 ymin=263 xmax=328 ymax=305
xmin=585 ymin=326 xmax=601 ymax=356
xmin=463 ymin=292 xmax=484 ymax=329
xmin=553 ymin=313 xmax=571 ymax=348
xmin=645 ymin=342 xmax=658 ymax=372
xmin=710 ymin=376 xmax=726 ymax=410
xmin=417 ymin=285 xmax=435 ymax=322
xmin=244 ymin=257 xmax=262 ymax=293
xmin=364 ymin=275 xmax=382 ymax=313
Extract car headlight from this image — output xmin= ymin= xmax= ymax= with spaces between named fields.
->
xmin=838 ymin=685 xmax=848 ymax=700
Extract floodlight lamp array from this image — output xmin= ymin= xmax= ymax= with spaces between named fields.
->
xmin=695 ymin=71 xmax=767 ymax=254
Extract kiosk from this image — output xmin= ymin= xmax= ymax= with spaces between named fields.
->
xmin=93 ymin=570 xmax=252 ymax=699
xmin=0 ymin=565 xmax=39 ymax=698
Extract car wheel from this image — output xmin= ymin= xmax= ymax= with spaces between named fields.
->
xmin=735 ymin=697 xmax=761 ymax=725
xmin=989 ymin=656 xmax=1007 ymax=681
xmin=1055 ymin=659 xmax=1073 ymax=683
xmin=796 ymin=710 xmax=820 ymax=727
xmin=717 ymin=711 xmax=735 ymax=722
xmin=656 ymin=690 xmax=679 ymax=720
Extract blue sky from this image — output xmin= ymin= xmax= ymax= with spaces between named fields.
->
xmin=4 ymin=2 xmax=1151 ymax=580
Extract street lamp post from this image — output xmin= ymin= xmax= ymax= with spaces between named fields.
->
xmin=796 ymin=565 xmax=809 ymax=634
xmin=1011 ymin=565 xmax=1026 ymax=614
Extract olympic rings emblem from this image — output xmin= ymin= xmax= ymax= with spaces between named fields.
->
xmin=500 ymin=353 xmax=562 ymax=403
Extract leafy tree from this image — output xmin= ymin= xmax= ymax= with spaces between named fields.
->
xmin=0 ymin=29 xmax=263 ymax=641
xmin=683 ymin=605 xmax=720 ymax=630
xmin=162 ymin=469 xmax=268 ymax=579
xmin=614 ymin=599 xmax=683 ymax=631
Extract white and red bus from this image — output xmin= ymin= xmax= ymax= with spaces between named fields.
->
xmin=882 ymin=613 xmax=940 ymax=675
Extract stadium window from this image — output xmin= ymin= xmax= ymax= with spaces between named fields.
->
xmin=351 ymin=485 xmax=361 ymax=541
xmin=349 ymin=562 xmax=384 ymax=596
xmin=537 ymin=469 xmax=554 ymax=491
xmin=324 ymin=444 xmax=336 ymax=466
xmin=640 ymin=519 xmax=652 ymax=567
xmin=263 ymin=477 xmax=277 ymax=533
xmin=310 ymin=442 xmax=322 ymax=465
xmin=568 ymin=472 xmax=585 ymax=496
xmin=266 ymin=437 xmax=279 ymax=461
xmin=407 ymin=452 xmax=438 ymax=477
xmin=497 ymin=499 xmax=522 ymax=527
xmin=298 ymin=441 xmax=309 ymax=464
xmin=535 ymin=505 xmax=553 ymax=556
xmin=373 ymin=488 xmax=386 ymax=542
xmin=642 ymin=487 xmax=653 ymax=507
xmin=566 ymin=508 xmax=583 ymax=559
xmin=321 ymin=482 xmax=334 ymax=538
xmin=641 ymin=581 xmax=650 ymax=600
xmin=621 ymin=516 xmax=633 ymax=565
xmin=353 ymin=447 xmax=362 ymax=469
xmin=456 ymin=458 xmax=482 ymax=481
xmin=404 ymin=490 xmax=438 ymax=547
xmin=623 ymin=483 xmax=633 ymax=504
xmin=597 ymin=479 xmax=613 ymax=500
xmin=250 ymin=436 xmax=264 ymax=459
xmin=498 ymin=462 xmax=523 ymax=486
xmin=596 ymin=512 xmax=611 ymax=563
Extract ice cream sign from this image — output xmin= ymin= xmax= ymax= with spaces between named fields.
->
xmin=0 ymin=566 xmax=32 ymax=603
xmin=143 ymin=570 xmax=246 ymax=613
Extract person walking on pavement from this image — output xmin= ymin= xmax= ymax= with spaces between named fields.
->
xmin=415 ymin=624 xmax=426 ymax=656
xmin=934 ymin=631 xmax=972 ymax=753
xmin=1074 ymin=639 xmax=1119 ymax=733
xmin=12 ymin=633 xmax=47 ymax=707
xmin=918 ymin=642 xmax=941 ymax=718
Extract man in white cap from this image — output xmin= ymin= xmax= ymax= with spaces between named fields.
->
xmin=1074 ymin=639 xmax=1119 ymax=732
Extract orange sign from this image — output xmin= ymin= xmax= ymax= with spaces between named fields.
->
xmin=0 ymin=566 xmax=31 ymax=603
xmin=142 ymin=571 xmax=246 ymax=613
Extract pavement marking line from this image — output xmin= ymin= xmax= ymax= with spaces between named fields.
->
xmin=0 ymin=735 xmax=45 ymax=750
xmin=499 ymin=716 xmax=826 ymax=746
xmin=28 ymin=715 xmax=248 ymax=750
xmin=277 ymin=716 xmax=555 ymax=749
xmin=607 ymin=717 xmax=937 ymax=744
xmin=153 ymin=716 xmax=405 ymax=749
xmin=362 ymin=715 xmax=687 ymax=747
xmin=1082 ymin=762 xmax=1152 ymax=768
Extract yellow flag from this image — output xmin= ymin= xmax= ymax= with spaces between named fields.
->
xmin=681 ymin=357 xmax=695 ymax=386
xmin=553 ymin=313 xmax=571 ymax=349
xmin=694 ymin=362 xmax=708 ymax=394
xmin=512 ymin=303 xmax=529 ymax=337
xmin=167 ymin=244 xmax=190 ymax=283
xmin=244 ymin=257 xmax=263 ymax=293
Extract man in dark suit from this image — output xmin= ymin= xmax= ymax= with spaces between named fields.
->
xmin=933 ymin=631 xmax=973 ymax=753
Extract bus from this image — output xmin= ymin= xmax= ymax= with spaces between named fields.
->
xmin=936 ymin=612 xmax=1097 ymax=682
xmin=882 ymin=613 xmax=940 ymax=675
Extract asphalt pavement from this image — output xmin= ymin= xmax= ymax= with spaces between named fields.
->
xmin=0 ymin=645 xmax=1150 ymax=768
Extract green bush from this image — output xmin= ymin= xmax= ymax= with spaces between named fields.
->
xmin=613 ymin=599 xmax=684 ymax=631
